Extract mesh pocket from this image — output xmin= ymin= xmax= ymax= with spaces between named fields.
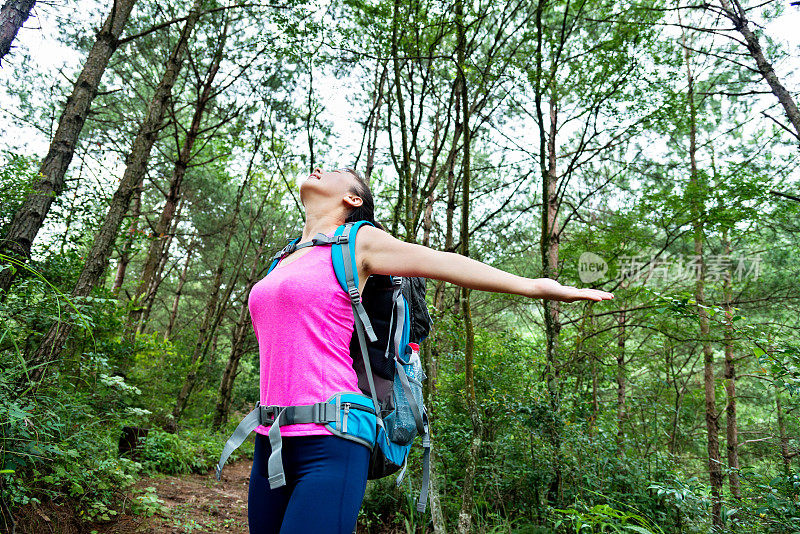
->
xmin=385 ymin=355 xmax=426 ymax=446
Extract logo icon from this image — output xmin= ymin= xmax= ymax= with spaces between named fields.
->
xmin=578 ymin=252 xmax=608 ymax=283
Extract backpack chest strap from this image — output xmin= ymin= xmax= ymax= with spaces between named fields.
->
xmin=271 ymin=233 xmax=349 ymax=263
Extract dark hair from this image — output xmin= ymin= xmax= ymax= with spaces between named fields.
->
xmin=343 ymin=168 xmax=383 ymax=229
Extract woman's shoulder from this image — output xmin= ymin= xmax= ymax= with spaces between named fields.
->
xmin=354 ymin=223 xmax=393 ymax=250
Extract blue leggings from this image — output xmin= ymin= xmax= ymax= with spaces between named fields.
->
xmin=248 ymin=432 xmax=370 ymax=534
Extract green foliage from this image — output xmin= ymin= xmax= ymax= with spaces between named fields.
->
xmin=735 ymin=472 xmax=800 ymax=533
xmin=130 ymin=486 xmax=167 ymax=517
xmin=553 ymin=501 xmax=665 ymax=534
xmin=0 ymin=363 xmax=144 ymax=520
xmin=137 ymin=428 xmax=240 ymax=476
xmin=754 ymin=341 xmax=800 ymax=395
xmin=0 ymin=151 xmax=38 ymax=233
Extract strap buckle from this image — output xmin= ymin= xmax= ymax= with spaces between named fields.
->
xmin=260 ymin=405 xmax=280 ymax=425
xmin=311 ymin=402 xmax=335 ymax=424
xmin=348 ymin=286 xmax=361 ymax=303
xmin=334 ymin=235 xmax=348 ymax=245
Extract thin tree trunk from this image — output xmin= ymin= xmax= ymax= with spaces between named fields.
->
xmin=0 ymin=0 xmax=35 ymax=63
xmin=112 ymin=229 xmax=132 ymax=294
xmin=418 ymin=162 xmax=446 ymax=534
xmin=534 ymin=0 xmax=563 ymax=504
xmin=667 ymin=345 xmax=682 ymax=455
xmin=365 ymin=61 xmax=387 ymax=183
xmin=25 ymin=0 xmax=203 ymax=383
xmin=171 ymin=172 xmax=249 ymax=428
xmin=776 ymin=393 xmax=793 ymax=474
xmin=212 ymin=218 xmax=270 ymax=431
xmin=164 ymin=241 xmax=195 ymax=341
xmin=131 ymin=18 xmax=228 ymax=330
xmin=0 ymin=0 xmax=137 ymax=295
xmin=682 ymin=28 xmax=724 ymax=528
xmin=717 ymin=0 xmax=800 ymax=142
xmin=617 ymin=308 xmax=626 ymax=454
xmin=112 ymin=177 xmax=143 ymax=294
xmin=212 ymin=283 xmax=255 ymax=431
xmin=390 ymin=0 xmax=412 ymax=240
xmin=138 ymin=198 xmax=184 ymax=331
xmin=455 ymin=1 xmax=481 ymax=530
xmin=722 ymin=227 xmax=740 ymax=499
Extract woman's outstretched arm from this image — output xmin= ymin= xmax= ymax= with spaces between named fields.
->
xmin=357 ymin=225 xmax=613 ymax=303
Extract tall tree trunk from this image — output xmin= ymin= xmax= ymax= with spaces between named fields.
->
xmin=0 ymin=0 xmax=35 ymax=64
xmin=535 ymin=0 xmax=563 ymax=504
xmin=138 ymin=198 xmax=184 ymax=331
xmin=717 ymin=0 xmax=800 ymax=142
xmin=164 ymin=241 xmax=195 ymax=341
xmin=455 ymin=1 xmax=481 ymax=530
xmin=131 ymin=17 xmax=228 ymax=331
xmin=420 ymin=198 xmax=446 ymax=534
xmin=25 ymin=0 xmax=203 ymax=383
xmin=667 ymin=344 xmax=682 ymax=455
xmin=776 ymin=393 xmax=793 ymax=474
xmin=206 ymin=118 xmax=268 ymax=430
xmin=682 ymin=30 xmax=724 ymax=529
xmin=0 ymin=0 xmax=137 ymax=295
xmin=212 ymin=215 xmax=270 ymax=431
xmin=390 ymin=0 xmax=412 ymax=240
xmin=364 ymin=60 xmax=387 ymax=183
xmin=722 ymin=227 xmax=740 ymax=499
xmin=112 ymin=177 xmax=143 ymax=294
xmin=617 ymin=308 xmax=627 ymax=454
xmin=432 ymin=81 xmax=462 ymax=314
xmin=171 ymin=173 xmax=249 ymax=428
xmin=212 ymin=282 xmax=255 ymax=431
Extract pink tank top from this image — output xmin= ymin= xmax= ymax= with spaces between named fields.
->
xmin=248 ymin=240 xmax=359 ymax=436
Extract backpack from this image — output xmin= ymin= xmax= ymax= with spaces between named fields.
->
xmin=216 ymin=221 xmax=434 ymax=513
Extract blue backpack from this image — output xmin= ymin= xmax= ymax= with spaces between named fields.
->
xmin=216 ymin=221 xmax=433 ymax=513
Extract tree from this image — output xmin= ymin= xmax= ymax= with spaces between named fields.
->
xmin=0 ymin=0 xmax=137 ymax=295
xmin=25 ymin=0 xmax=203 ymax=382
xmin=0 ymin=0 xmax=35 ymax=64
xmin=713 ymin=0 xmax=800 ymax=143
xmin=130 ymin=14 xmax=230 ymax=332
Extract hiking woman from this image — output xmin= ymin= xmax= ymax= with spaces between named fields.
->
xmin=246 ymin=167 xmax=613 ymax=534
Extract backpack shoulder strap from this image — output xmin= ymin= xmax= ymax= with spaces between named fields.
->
xmin=331 ymin=221 xmax=377 ymax=343
xmin=330 ymin=221 xmax=372 ymax=292
xmin=267 ymin=237 xmax=300 ymax=274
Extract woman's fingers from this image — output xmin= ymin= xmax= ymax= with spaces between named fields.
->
xmin=563 ymin=287 xmax=614 ymax=302
xmin=585 ymin=289 xmax=614 ymax=301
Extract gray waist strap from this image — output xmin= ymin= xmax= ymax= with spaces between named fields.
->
xmin=215 ymin=401 xmax=339 ymax=483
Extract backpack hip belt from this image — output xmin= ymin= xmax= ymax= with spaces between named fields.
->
xmin=216 ymin=392 xmax=378 ymax=488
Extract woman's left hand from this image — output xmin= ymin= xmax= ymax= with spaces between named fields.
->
xmin=527 ymin=278 xmax=614 ymax=302
xmin=554 ymin=286 xmax=614 ymax=302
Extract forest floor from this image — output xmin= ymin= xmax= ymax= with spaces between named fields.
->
xmin=11 ymin=460 xmax=252 ymax=534
xmin=132 ymin=459 xmax=251 ymax=534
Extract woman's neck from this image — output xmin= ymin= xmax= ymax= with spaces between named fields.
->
xmin=301 ymin=210 xmax=343 ymax=241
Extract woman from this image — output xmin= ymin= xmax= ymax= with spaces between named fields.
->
xmin=247 ymin=167 xmax=613 ymax=533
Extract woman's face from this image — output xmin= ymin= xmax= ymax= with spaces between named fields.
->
xmin=299 ymin=168 xmax=361 ymax=210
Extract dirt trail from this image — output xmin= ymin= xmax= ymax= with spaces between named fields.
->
xmin=136 ymin=459 xmax=251 ymax=533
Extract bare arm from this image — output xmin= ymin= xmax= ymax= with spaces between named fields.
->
xmin=357 ymin=226 xmax=613 ymax=303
